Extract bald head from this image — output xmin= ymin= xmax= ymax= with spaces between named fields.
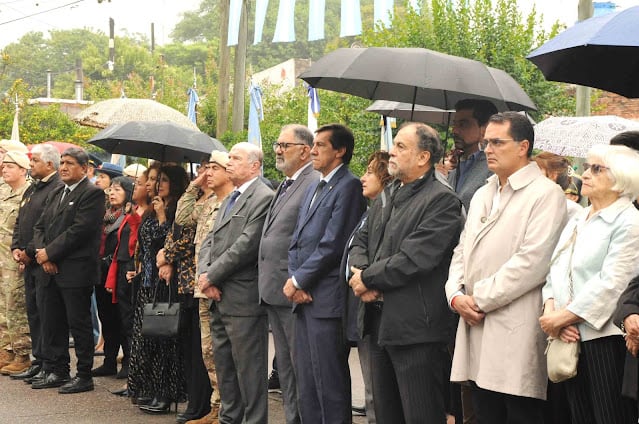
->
xmin=226 ymin=142 xmax=263 ymax=186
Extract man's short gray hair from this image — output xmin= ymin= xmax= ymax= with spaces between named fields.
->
xmin=61 ymin=147 xmax=89 ymax=167
xmin=233 ymin=142 xmax=263 ymax=165
xmin=31 ymin=144 xmax=61 ymax=170
xmin=282 ymin=124 xmax=314 ymax=147
xmin=402 ymin=122 xmax=444 ymax=164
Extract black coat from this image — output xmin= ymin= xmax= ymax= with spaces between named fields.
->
xmin=349 ymin=169 xmax=463 ymax=346
xmin=11 ymin=173 xmax=64 ymax=261
xmin=613 ymin=273 xmax=639 ymax=400
xmin=33 ymin=178 xmax=106 ymax=288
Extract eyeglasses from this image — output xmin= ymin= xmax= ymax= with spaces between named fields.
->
xmin=479 ymin=138 xmax=517 ymax=150
xmin=583 ymin=163 xmax=610 ymax=175
xmin=272 ymin=142 xmax=306 ymax=151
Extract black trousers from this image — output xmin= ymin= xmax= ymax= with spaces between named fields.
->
xmin=471 ymin=383 xmax=544 ymax=424
xmin=40 ymin=280 xmax=93 ymax=378
xmin=95 ymin=282 xmax=122 ymax=367
xmin=180 ymin=295 xmax=211 ymax=418
xmin=564 ymin=335 xmax=637 ymax=424
xmin=24 ymin=267 xmax=45 ymax=364
xmin=367 ymin=305 xmax=448 ymax=424
xmin=115 ymin=264 xmax=134 ymax=366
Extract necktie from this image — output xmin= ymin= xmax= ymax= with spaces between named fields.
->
xmin=278 ymin=179 xmax=294 ymax=199
xmin=59 ymin=187 xmax=71 ymax=205
xmin=223 ymin=190 xmax=241 ymax=218
xmin=309 ymin=180 xmax=327 ymax=209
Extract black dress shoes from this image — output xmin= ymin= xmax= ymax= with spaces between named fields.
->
xmin=58 ymin=376 xmax=94 ymax=394
xmin=91 ymin=364 xmax=117 ymax=377
xmin=176 ymin=412 xmax=199 ymax=423
xmin=139 ymin=398 xmax=175 ymax=414
xmin=10 ymin=364 xmax=41 ymax=380
xmin=24 ymin=369 xmax=46 ymax=384
xmin=111 ymin=387 xmax=129 ymax=396
xmin=31 ymin=372 xmax=71 ymax=389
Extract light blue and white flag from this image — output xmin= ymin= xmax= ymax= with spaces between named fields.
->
xmin=307 ymin=86 xmax=320 ymax=132
xmin=254 ymin=0 xmax=269 ymax=44
xmin=340 ymin=0 xmax=362 ymax=37
xmin=381 ymin=116 xmax=396 ymax=151
xmin=273 ymin=0 xmax=296 ymax=43
xmin=374 ymin=0 xmax=394 ymax=28
xmin=308 ymin=0 xmax=326 ymax=41
xmin=248 ymin=82 xmax=264 ymax=149
xmin=228 ymin=0 xmax=242 ymax=46
xmin=187 ymin=88 xmax=199 ymax=125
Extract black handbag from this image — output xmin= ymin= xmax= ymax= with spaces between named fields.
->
xmin=141 ymin=280 xmax=180 ymax=339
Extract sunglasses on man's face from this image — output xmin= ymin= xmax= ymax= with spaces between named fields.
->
xmin=582 ymin=163 xmax=610 ymax=175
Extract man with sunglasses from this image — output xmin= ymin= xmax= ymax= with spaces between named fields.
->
xmin=446 ymin=112 xmax=567 ymax=424
xmin=448 ymin=99 xmax=498 ymax=211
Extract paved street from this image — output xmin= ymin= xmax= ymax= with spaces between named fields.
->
xmin=0 ymin=335 xmax=369 ymax=423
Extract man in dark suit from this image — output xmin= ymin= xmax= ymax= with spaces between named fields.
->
xmin=31 ymin=147 xmax=105 ymax=394
xmin=198 ymin=142 xmax=274 ymax=424
xmin=349 ymin=122 xmax=463 ymax=423
xmin=258 ymin=124 xmax=318 ymax=424
xmin=10 ymin=144 xmax=63 ymax=381
xmin=285 ymin=124 xmax=366 ymax=424
xmin=447 ymin=99 xmax=497 ymax=211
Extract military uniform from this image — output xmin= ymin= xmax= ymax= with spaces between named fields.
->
xmin=0 ymin=180 xmax=32 ymax=358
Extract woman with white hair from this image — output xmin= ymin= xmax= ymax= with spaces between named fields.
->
xmin=540 ymin=144 xmax=639 ymax=423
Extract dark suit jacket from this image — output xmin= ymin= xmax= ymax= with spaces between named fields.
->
xmin=199 ymin=178 xmax=274 ymax=317
xmin=288 ymin=165 xmax=366 ymax=319
xmin=33 ymin=177 xmax=106 ymax=288
xmin=614 ymin=274 xmax=639 ymax=399
xmin=349 ymin=169 xmax=463 ymax=346
xmin=258 ymin=164 xmax=319 ymax=307
xmin=447 ymin=151 xmax=492 ymax=211
xmin=11 ymin=173 xmax=64 ymax=261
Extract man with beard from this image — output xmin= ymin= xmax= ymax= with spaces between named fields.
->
xmin=447 ymin=99 xmax=498 ymax=211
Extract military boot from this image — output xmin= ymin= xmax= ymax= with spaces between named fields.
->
xmin=0 ymin=349 xmax=15 ymax=369
xmin=1 ymin=355 xmax=31 ymax=375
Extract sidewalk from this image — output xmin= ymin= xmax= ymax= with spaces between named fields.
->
xmin=0 ymin=336 xmax=369 ymax=423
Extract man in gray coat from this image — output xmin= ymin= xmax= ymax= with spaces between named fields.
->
xmin=198 ymin=142 xmax=274 ymax=424
xmin=447 ymin=99 xmax=498 ymax=211
xmin=258 ymin=124 xmax=318 ymax=424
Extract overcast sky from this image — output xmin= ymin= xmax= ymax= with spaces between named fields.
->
xmin=0 ymin=0 xmax=637 ymax=49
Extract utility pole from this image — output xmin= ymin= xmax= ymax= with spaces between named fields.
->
xmin=217 ymin=0 xmax=230 ymax=136
xmin=576 ymin=0 xmax=593 ymax=116
xmin=231 ymin=0 xmax=248 ymax=132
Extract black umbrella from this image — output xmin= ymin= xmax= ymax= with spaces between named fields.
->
xmin=298 ymin=47 xmax=536 ymax=112
xmin=527 ymin=6 xmax=639 ymax=98
xmin=88 ymin=121 xmax=226 ymax=162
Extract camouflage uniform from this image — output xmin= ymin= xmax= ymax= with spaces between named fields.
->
xmin=175 ymin=183 xmax=223 ymax=409
xmin=0 ymin=180 xmax=31 ymax=356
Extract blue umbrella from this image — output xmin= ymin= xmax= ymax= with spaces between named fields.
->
xmin=527 ymin=6 xmax=639 ymax=98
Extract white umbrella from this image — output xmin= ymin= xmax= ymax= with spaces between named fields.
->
xmin=74 ymin=98 xmax=198 ymax=130
xmin=534 ymin=115 xmax=639 ymax=158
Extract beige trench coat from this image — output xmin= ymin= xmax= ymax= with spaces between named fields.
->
xmin=446 ymin=163 xmax=567 ymax=400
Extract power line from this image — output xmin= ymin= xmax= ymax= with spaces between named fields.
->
xmin=0 ymin=0 xmax=85 ymax=26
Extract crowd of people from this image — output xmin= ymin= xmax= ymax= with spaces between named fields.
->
xmin=1 ymin=104 xmax=639 ymax=424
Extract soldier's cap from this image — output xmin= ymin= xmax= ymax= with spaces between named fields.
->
xmin=3 ymin=150 xmax=31 ymax=169
xmin=209 ymin=150 xmax=230 ymax=169
xmin=96 ymin=162 xmax=123 ymax=178
xmin=0 ymin=139 xmax=28 ymax=154
xmin=123 ymin=163 xmax=147 ymax=178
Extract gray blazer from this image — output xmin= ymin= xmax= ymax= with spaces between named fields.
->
xmin=198 ymin=178 xmax=274 ymax=316
xmin=447 ymin=151 xmax=492 ymax=211
xmin=258 ymin=164 xmax=319 ymax=307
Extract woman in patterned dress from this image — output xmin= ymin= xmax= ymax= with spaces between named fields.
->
xmin=127 ymin=164 xmax=189 ymax=414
